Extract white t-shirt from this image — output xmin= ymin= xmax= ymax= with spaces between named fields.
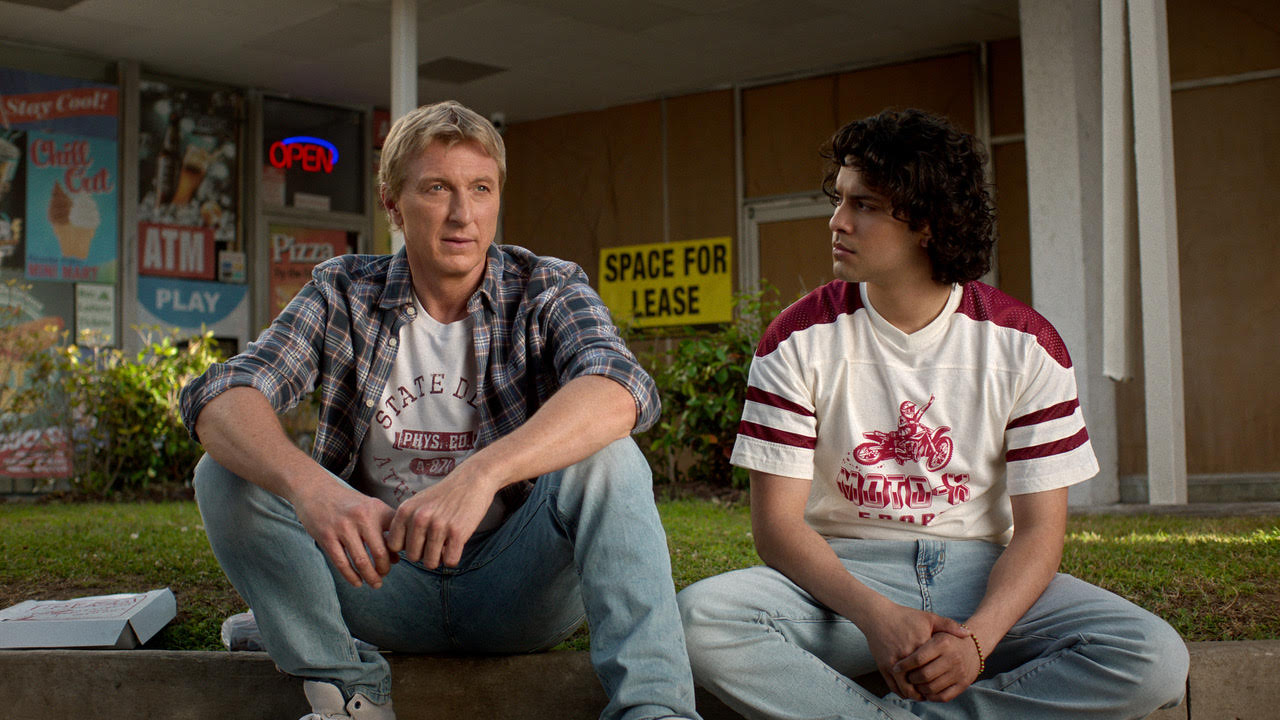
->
xmin=356 ymin=295 xmax=505 ymax=531
xmin=730 ymin=281 xmax=1098 ymax=545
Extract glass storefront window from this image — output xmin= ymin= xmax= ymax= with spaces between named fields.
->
xmin=261 ymin=97 xmax=364 ymax=214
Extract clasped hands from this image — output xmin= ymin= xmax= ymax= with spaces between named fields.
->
xmin=864 ymin=604 xmax=984 ymax=704
xmin=291 ymin=467 xmax=499 ymax=589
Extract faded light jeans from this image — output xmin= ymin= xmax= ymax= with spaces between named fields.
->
xmin=195 ymin=437 xmax=700 ymax=720
xmin=678 ymin=538 xmax=1188 ymax=720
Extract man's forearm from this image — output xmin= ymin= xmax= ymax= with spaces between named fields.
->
xmin=963 ymin=489 xmax=1068 ymax=656
xmin=193 ymin=386 xmax=330 ymax=502
xmin=458 ymin=374 xmax=638 ymax=493
xmin=756 ymin=518 xmax=895 ymax=626
xmin=751 ymin=473 xmax=897 ymax=628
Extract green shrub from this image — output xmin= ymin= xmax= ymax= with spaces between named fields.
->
xmin=1 ymin=326 xmax=223 ymax=496
xmin=632 ymin=285 xmax=782 ymax=488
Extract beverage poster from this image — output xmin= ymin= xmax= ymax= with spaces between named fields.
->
xmin=268 ymin=224 xmax=352 ymax=313
xmin=137 ymin=80 xmax=242 ymax=279
xmin=23 ymin=132 xmax=118 ymax=284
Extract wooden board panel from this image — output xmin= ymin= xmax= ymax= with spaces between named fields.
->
xmin=1167 ymin=0 xmax=1280 ymax=83
xmin=836 ymin=53 xmax=976 ymax=135
xmin=992 ymin=142 xmax=1031 ymax=306
xmin=502 ymin=100 xmax=664 ymax=277
xmin=988 ymin=37 xmax=1024 ymax=138
xmin=1170 ymin=78 xmax=1280 ymax=473
xmin=742 ymin=75 xmax=838 ymax=198
xmin=666 ymin=90 xmax=736 ymax=246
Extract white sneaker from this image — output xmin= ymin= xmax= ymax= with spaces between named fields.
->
xmin=299 ymin=681 xmax=395 ymax=720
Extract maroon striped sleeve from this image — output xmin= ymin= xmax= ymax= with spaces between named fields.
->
xmin=956 ymin=282 xmax=1073 ymax=369
xmin=756 ymin=281 xmax=862 ymax=357
xmin=745 ymin=386 xmax=815 ymax=417
xmin=1007 ymin=399 xmax=1080 ymax=430
xmin=1006 ymin=427 xmax=1090 ymax=463
xmin=738 ymin=420 xmax=817 ymax=450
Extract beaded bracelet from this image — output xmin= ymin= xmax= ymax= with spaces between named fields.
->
xmin=960 ymin=624 xmax=986 ymax=676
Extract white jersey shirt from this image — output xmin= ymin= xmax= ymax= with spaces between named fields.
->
xmin=356 ymin=295 xmax=505 ymax=531
xmin=730 ymin=281 xmax=1098 ymax=545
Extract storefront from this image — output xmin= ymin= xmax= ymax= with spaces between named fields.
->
xmin=0 ymin=43 xmax=388 ymax=482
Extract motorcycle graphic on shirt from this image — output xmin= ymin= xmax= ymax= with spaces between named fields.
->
xmin=853 ymin=395 xmax=954 ymax=472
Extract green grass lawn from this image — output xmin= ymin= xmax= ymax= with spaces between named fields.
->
xmin=0 ymin=499 xmax=1276 ymax=651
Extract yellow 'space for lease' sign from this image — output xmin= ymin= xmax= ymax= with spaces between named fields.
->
xmin=598 ymin=237 xmax=733 ymax=328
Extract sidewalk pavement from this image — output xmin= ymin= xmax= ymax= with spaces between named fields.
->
xmin=2 ymin=640 xmax=1277 ymax=719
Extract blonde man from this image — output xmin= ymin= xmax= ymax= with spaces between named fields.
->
xmin=183 ymin=101 xmax=699 ymax=720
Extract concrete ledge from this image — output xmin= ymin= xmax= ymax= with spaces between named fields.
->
xmin=2 ymin=640 xmax=1275 ymax=719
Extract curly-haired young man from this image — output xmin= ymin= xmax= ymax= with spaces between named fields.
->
xmin=677 ymin=109 xmax=1187 ymax=719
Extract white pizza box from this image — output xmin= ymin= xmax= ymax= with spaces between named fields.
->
xmin=0 ymin=588 xmax=176 ymax=649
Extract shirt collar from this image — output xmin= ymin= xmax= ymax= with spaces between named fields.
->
xmin=379 ymin=247 xmax=415 ymax=310
xmin=471 ymin=243 xmax=505 ymax=315
xmin=383 ymin=244 xmax=505 ymax=314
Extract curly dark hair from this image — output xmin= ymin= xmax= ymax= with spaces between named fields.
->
xmin=821 ymin=108 xmax=995 ymax=284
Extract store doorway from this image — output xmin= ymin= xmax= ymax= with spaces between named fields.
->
xmin=742 ymin=193 xmax=833 ymax=305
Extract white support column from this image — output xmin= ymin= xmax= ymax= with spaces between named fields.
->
xmin=1128 ymin=0 xmax=1187 ymax=504
xmin=1101 ymin=0 xmax=1136 ymax=382
xmin=1019 ymin=0 xmax=1119 ymax=505
xmin=388 ymin=0 xmax=417 ymax=252
xmin=390 ymin=0 xmax=417 ymax=121
xmin=119 ymin=59 xmax=141 ymax=354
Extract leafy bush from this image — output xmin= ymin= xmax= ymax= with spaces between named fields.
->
xmin=632 ymin=285 xmax=782 ymax=488
xmin=1 ymin=325 xmax=223 ymax=496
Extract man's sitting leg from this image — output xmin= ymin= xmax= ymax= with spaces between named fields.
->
xmin=913 ymin=573 xmax=1188 ymax=720
xmin=435 ymin=437 xmax=699 ymax=720
xmin=194 ymin=454 xmax=396 ymax=718
xmin=681 ymin=564 xmax=917 ymax=720
xmin=545 ymin=437 xmax=699 ymax=720
xmin=302 ymin=681 xmax=394 ymax=720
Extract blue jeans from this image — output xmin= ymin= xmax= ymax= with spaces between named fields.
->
xmin=195 ymin=437 xmax=700 ymax=720
xmin=678 ymin=538 xmax=1187 ymax=720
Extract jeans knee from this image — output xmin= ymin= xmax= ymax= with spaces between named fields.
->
xmin=555 ymin=437 xmax=652 ymax=506
xmin=193 ymin=454 xmax=240 ymax=522
xmin=677 ymin=575 xmax=747 ymax=668
xmin=193 ymin=454 xmax=284 ymax=547
xmin=677 ymin=581 xmax=715 ymax=672
xmin=1134 ymin=619 xmax=1189 ymax=708
xmin=1090 ymin=609 xmax=1189 ymax=713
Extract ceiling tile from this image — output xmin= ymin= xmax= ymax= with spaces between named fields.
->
xmin=242 ymin=3 xmax=389 ymax=56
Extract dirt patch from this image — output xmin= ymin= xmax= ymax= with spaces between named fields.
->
xmin=30 ymin=484 xmax=196 ymax=504
xmin=654 ymin=480 xmax=746 ymax=505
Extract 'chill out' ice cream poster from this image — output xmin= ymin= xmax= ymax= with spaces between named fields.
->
xmin=24 ymin=132 xmax=118 ymax=283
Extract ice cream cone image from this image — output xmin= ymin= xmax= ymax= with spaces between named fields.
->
xmin=47 ymin=182 xmax=99 ymax=261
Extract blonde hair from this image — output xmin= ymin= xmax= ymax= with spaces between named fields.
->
xmin=378 ymin=100 xmax=506 ymax=226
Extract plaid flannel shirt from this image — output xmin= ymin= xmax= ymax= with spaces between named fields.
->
xmin=180 ymin=244 xmax=659 ymax=505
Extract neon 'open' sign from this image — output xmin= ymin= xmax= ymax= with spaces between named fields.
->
xmin=268 ymin=136 xmax=339 ymax=174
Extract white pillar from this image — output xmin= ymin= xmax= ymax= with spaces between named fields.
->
xmin=1128 ymin=0 xmax=1187 ymax=504
xmin=390 ymin=0 xmax=417 ymax=121
xmin=1019 ymin=0 xmax=1119 ymax=505
xmin=119 ymin=59 xmax=141 ymax=354
xmin=388 ymin=0 xmax=417 ymax=253
xmin=1101 ymin=0 xmax=1137 ymax=383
